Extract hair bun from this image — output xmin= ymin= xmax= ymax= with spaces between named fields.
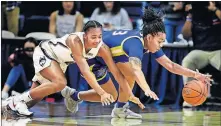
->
xmin=142 ymin=7 xmax=162 ymax=24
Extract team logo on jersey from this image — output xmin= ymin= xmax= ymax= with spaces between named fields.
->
xmin=87 ymin=53 xmax=93 ymax=56
xmin=39 ymin=56 xmax=46 ymax=67
xmin=70 ymin=54 xmax=74 ymax=59
xmin=96 ymin=67 xmax=107 ymax=78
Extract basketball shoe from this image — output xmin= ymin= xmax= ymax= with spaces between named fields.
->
xmin=111 ymin=102 xmax=142 ymax=119
xmin=61 ymin=86 xmax=82 ymax=113
xmin=6 ymin=96 xmax=33 ymax=117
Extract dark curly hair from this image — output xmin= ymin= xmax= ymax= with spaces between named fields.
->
xmin=142 ymin=7 xmax=165 ymax=37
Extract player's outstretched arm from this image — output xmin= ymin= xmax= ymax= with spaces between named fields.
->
xmin=155 ymin=55 xmax=212 ymax=85
xmin=129 ymin=57 xmax=159 ymax=100
xmin=66 ymin=35 xmax=114 ymax=105
xmin=98 ymin=44 xmax=145 ymax=109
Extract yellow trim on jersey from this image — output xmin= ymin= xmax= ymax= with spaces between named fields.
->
xmin=90 ymin=64 xmax=95 ymax=71
xmin=110 ymin=36 xmax=144 ymax=57
xmin=97 ymin=71 xmax=107 ymax=81
xmin=110 ymin=46 xmax=125 ymax=56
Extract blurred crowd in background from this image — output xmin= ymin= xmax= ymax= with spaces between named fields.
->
xmin=2 ymin=1 xmax=220 ymax=42
xmin=1 ymin=1 xmax=221 ymax=106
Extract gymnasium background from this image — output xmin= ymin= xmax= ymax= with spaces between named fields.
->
xmin=1 ymin=1 xmax=221 ymax=107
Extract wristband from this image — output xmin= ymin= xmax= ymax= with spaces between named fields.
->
xmin=186 ymin=18 xmax=192 ymax=22
xmin=186 ymin=16 xmax=192 ymax=22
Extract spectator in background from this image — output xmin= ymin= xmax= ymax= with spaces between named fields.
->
xmin=90 ymin=1 xmax=132 ymax=31
xmin=162 ymin=2 xmax=186 ymax=43
xmin=49 ymin=1 xmax=84 ymax=37
xmin=182 ymin=2 xmax=221 ymax=107
xmin=1 ymin=37 xmax=37 ymax=99
xmin=146 ymin=2 xmax=162 ymax=14
xmin=1 ymin=1 xmax=21 ymax=36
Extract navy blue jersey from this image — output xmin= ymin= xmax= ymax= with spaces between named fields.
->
xmin=86 ymin=30 xmax=165 ymax=85
xmin=102 ymin=30 xmax=165 ymax=62
xmin=103 ymin=30 xmax=144 ymax=62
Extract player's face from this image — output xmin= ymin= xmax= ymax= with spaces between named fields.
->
xmin=144 ymin=32 xmax=166 ymax=53
xmin=84 ymin=27 xmax=102 ymax=48
xmin=24 ymin=41 xmax=36 ymax=57
xmin=62 ymin=1 xmax=74 ymax=13
xmin=103 ymin=2 xmax=114 ymax=12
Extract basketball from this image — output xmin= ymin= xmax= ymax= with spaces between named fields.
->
xmin=182 ymin=80 xmax=208 ymax=106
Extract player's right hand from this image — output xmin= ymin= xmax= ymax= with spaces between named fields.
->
xmin=100 ymin=92 xmax=114 ymax=106
xmin=145 ymin=90 xmax=159 ymax=100
xmin=128 ymin=95 xmax=145 ymax=109
xmin=194 ymin=69 xmax=213 ymax=86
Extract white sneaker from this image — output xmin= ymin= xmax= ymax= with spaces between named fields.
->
xmin=2 ymin=96 xmax=14 ymax=108
xmin=2 ymin=91 xmax=9 ymax=100
xmin=61 ymin=86 xmax=82 ymax=113
xmin=182 ymin=101 xmax=193 ymax=108
xmin=111 ymin=102 xmax=142 ymax=119
xmin=7 ymin=97 xmax=33 ymax=117
xmin=11 ymin=90 xmax=21 ymax=96
xmin=2 ymin=97 xmax=14 ymax=115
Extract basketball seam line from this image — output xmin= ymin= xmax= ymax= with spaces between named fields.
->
xmin=194 ymin=82 xmax=207 ymax=105
xmin=183 ymin=87 xmax=207 ymax=98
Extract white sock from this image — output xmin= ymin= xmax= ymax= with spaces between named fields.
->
xmin=77 ymin=92 xmax=81 ymax=100
xmin=18 ymin=91 xmax=33 ymax=103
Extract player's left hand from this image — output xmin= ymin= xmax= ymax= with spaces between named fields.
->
xmin=145 ymin=90 xmax=159 ymax=100
xmin=128 ymin=95 xmax=145 ymax=109
xmin=194 ymin=69 xmax=213 ymax=86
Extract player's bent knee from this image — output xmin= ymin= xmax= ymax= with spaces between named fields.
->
xmin=182 ymin=57 xmax=193 ymax=68
xmin=53 ymin=78 xmax=67 ymax=92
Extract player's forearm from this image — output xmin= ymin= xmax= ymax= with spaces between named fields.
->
xmin=133 ymin=69 xmax=151 ymax=92
xmin=82 ymin=71 xmax=106 ymax=95
xmin=129 ymin=57 xmax=151 ymax=92
xmin=170 ymin=62 xmax=196 ymax=78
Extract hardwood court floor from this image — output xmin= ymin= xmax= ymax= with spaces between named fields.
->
xmin=2 ymin=101 xmax=221 ymax=126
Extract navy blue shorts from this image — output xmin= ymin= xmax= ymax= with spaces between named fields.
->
xmin=81 ymin=66 xmax=110 ymax=85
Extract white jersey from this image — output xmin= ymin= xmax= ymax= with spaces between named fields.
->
xmin=32 ymin=32 xmax=103 ymax=84
xmin=39 ymin=32 xmax=103 ymax=64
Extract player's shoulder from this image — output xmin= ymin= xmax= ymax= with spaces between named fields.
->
xmin=66 ymin=33 xmax=82 ymax=47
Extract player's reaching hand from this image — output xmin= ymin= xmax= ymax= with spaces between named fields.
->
xmin=100 ymin=92 xmax=115 ymax=106
xmin=194 ymin=69 xmax=213 ymax=86
xmin=145 ymin=90 xmax=159 ymax=100
xmin=128 ymin=95 xmax=145 ymax=109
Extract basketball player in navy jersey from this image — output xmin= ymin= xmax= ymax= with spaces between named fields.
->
xmin=4 ymin=20 xmax=144 ymax=117
xmin=62 ymin=8 xmax=212 ymax=119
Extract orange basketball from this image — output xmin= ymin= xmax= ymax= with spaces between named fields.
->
xmin=182 ymin=80 xmax=208 ymax=106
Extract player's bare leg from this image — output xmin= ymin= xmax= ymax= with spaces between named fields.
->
xmin=26 ymin=82 xmax=43 ymax=109
xmin=111 ymin=62 xmax=142 ymax=119
xmin=61 ymin=78 xmax=118 ymax=113
xmin=7 ymin=61 xmax=67 ymax=116
xmin=78 ymin=79 xmax=118 ymax=101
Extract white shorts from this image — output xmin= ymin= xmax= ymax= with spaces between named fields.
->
xmin=32 ymin=46 xmax=68 ymax=84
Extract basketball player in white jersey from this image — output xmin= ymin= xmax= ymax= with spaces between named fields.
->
xmin=5 ymin=20 xmax=144 ymax=117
